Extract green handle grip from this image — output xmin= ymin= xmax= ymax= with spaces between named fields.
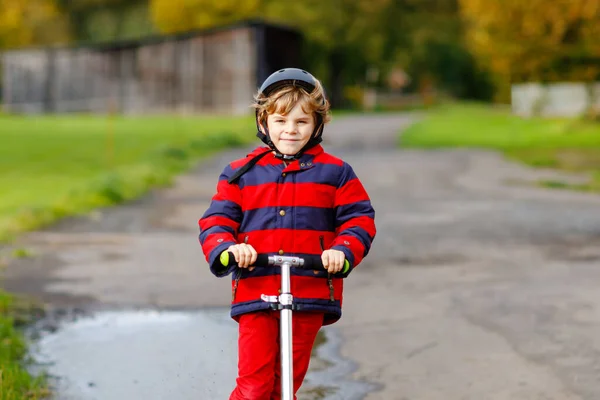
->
xmin=342 ymin=259 xmax=350 ymax=274
xmin=220 ymin=250 xmax=230 ymax=267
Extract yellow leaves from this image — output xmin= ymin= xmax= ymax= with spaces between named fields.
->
xmin=149 ymin=0 xmax=194 ymax=33
xmin=0 ymin=0 xmax=70 ymax=49
xmin=582 ymin=0 xmax=600 ymax=19
xmin=459 ymin=0 xmax=600 ymax=97
xmin=150 ymin=0 xmax=261 ymax=34
xmin=0 ymin=1 xmax=31 ymax=47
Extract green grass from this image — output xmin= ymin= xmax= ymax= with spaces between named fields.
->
xmin=0 ymin=114 xmax=256 ymax=242
xmin=400 ymin=102 xmax=600 ymax=191
xmin=0 ymin=292 xmax=49 ymax=400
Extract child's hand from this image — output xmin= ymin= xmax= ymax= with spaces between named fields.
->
xmin=321 ymin=249 xmax=346 ymax=274
xmin=228 ymin=243 xmax=257 ymax=271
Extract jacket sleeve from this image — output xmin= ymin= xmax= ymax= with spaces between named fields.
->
xmin=330 ymin=162 xmax=376 ymax=275
xmin=198 ymin=164 xmax=243 ymax=277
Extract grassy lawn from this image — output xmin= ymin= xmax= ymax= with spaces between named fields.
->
xmin=0 ymin=292 xmax=49 ymax=400
xmin=401 ymin=103 xmax=600 ymax=191
xmin=0 ymin=114 xmax=256 ymax=242
xmin=0 ymin=113 xmax=259 ymax=397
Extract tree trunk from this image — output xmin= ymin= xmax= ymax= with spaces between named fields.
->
xmin=328 ymin=49 xmax=345 ymax=108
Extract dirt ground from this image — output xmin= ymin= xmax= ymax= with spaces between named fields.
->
xmin=4 ymin=113 xmax=600 ymax=399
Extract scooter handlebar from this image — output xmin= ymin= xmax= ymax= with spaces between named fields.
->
xmin=220 ymin=251 xmax=350 ymax=274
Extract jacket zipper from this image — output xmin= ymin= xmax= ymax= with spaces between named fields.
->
xmin=320 ymin=235 xmax=335 ymax=303
xmin=232 ymin=269 xmax=241 ymax=302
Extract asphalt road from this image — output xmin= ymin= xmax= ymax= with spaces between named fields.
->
xmin=5 ymin=112 xmax=600 ymax=399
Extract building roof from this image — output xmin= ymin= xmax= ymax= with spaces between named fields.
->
xmin=3 ymin=18 xmax=300 ymax=53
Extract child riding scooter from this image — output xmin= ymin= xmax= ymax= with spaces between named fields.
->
xmin=198 ymin=68 xmax=376 ymax=400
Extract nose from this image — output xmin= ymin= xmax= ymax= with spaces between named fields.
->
xmin=284 ymin=121 xmax=298 ymax=134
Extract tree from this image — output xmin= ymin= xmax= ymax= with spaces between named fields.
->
xmin=459 ymin=0 xmax=600 ymax=101
xmin=263 ymin=0 xmax=397 ymax=106
xmin=150 ymin=0 xmax=261 ymax=33
xmin=0 ymin=0 xmax=70 ymax=49
xmin=57 ymin=0 xmax=154 ymax=42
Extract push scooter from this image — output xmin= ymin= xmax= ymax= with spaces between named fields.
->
xmin=220 ymin=251 xmax=349 ymax=400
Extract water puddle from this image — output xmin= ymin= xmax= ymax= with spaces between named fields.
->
xmin=28 ymin=308 xmax=374 ymax=400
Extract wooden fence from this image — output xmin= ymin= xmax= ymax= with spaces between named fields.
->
xmin=1 ymin=21 xmax=302 ymax=115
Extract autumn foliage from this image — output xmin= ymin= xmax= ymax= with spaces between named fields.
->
xmin=3 ymin=0 xmax=600 ymax=102
xmin=0 ymin=0 xmax=69 ymax=48
xmin=459 ymin=0 xmax=600 ymax=100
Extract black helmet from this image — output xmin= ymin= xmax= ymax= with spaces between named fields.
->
xmin=255 ymin=68 xmax=326 ymax=160
xmin=258 ymin=68 xmax=318 ymax=98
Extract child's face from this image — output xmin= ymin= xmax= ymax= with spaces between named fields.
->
xmin=264 ymin=103 xmax=316 ymax=156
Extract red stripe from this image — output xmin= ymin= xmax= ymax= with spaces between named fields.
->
xmin=231 ymin=148 xmax=274 ymax=169
xmin=315 ymin=152 xmax=344 ymax=166
xmin=335 ymin=178 xmax=369 ymax=206
xmin=337 ymin=216 xmax=376 ymax=238
xmin=234 ymin=275 xmax=280 ymax=303
xmin=236 ymin=229 xmax=336 ymax=254
xmin=214 ymin=180 xmax=242 ymax=204
xmin=241 ymin=183 xmax=336 ymax=210
xmin=231 ymin=156 xmax=253 ymax=169
xmin=291 ymin=275 xmax=343 ymax=300
xmin=198 ymin=216 xmax=240 ymax=232
xmin=264 ymin=154 xmax=281 ymax=165
xmin=332 ymin=234 xmax=366 ymax=266
xmin=233 ymin=275 xmax=343 ymax=303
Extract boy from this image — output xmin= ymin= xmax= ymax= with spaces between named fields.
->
xmin=198 ymin=68 xmax=376 ymax=399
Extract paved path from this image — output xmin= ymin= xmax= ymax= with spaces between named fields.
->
xmin=5 ymin=112 xmax=600 ymax=399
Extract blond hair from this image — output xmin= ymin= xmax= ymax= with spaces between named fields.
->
xmin=252 ymin=79 xmax=331 ymax=126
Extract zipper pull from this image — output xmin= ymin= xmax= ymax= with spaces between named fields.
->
xmin=328 ymin=278 xmax=335 ymax=302
xmin=232 ymin=269 xmax=241 ymax=302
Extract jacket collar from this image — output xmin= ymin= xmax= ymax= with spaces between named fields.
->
xmin=248 ymin=145 xmax=323 ymax=172
xmin=283 ymin=145 xmax=323 ymax=172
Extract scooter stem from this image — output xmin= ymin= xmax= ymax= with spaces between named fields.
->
xmin=280 ymin=259 xmax=294 ymax=400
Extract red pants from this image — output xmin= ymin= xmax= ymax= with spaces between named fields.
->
xmin=229 ymin=310 xmax=324 ymax=400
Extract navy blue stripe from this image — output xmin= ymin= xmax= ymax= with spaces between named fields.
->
xmin=237 ymin=162 xmax=343 ymax=188
xmin=240 ymin=206 xmax=335 ymax=232
xmin=295 ymin=298 xmax=341 ymax=308
xmin=231 ymin=300 xmax=272 ymax=317
xmin=341 ymin=225 xmax=372 ymax=247
xmin=218 ymin=164 xmax=236 ymax=181
xmin=201 ymin=200 xmax=243 ymax=223
xmin=231 ymin=299 xmax=341 ymax=322
xmin=208 ymin=241 xmax=237 ymax=277
xmin=339 ymin=163 xmax=358 ymax=187
xmin=199 ymin=225 xmax=235 ymax=244
xmin=336 ymin=201 xmax=375 ymax=224
xmin=236 ymin=163 xmax=281 ymax=188
xmin=294 ymin=163 xmax=342 ymax=185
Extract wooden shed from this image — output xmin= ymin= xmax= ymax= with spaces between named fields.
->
xmin=1 ymin=20 xmax=303 ymax=115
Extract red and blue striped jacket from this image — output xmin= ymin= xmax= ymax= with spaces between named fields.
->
xmin=198 ymin=144 xmax=376 ymax=325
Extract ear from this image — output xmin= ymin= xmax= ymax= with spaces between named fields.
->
xmin=258 ymin=117 xmax=268 ymax=134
